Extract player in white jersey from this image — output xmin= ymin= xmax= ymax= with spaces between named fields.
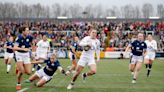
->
xmin=67 ymin=29 xmax=100 ymax=90
xmin=35 ymin=34 xmax=50 ymax=70
xmin=144 ymin=34 xmax=157 ymax=77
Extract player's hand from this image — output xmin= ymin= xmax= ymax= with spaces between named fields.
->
xmin=61 ymin=70 xmax=67 ymax=76
xmin=96 ymin=60 xmax=100 ymax=62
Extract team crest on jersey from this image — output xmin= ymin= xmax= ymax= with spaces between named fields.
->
xmin=26 ymin=39 xmax=29 ymax=42
xmin=51 ymin=63 xmax=54 ymax=66
xmin=21 ymin=40 xmax=24 ymax=42
xmin=141 ymin=44 xmax=144 ymax=46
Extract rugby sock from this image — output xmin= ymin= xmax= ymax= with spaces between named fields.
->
xmin=145 ymin=64 xmax=148 ymax=69
xmin=147 ymin=64 xmax=152 ymax=77
xmin=83 ymin=73 xmax=87 ymax=77
xmin=37 ymin=65 xmax=41 ymax=70
xmin=7 ymin=64 xmax=11 ymax=73
xmin=149 ymin=64 xmax=152 ymax=69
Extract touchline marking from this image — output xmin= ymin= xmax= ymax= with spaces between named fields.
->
xmin=17 ymin=88 xmax=29 ymax=92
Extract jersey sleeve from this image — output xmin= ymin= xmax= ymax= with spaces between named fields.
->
xmin=36 ymin=40 xmax=41 ymax=47
xmin=143 ymin=42 xmax=147 ymax=50
xmin=56 ymin=60 xmax=61 ymax=67
xmin=15 ymin=37 xmax=21 ymax=46
xmin=79 ymin=37 xmax=89 ymax=46
xmin=44 ymin=60 xmax=48 ymax=63
xmin=153 ymin=41 xmax=158 ymax=50
xmin=95 ymin=40 xmax=100 ymax=61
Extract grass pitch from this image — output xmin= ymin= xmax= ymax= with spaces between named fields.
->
xmin=0 ymin=58 xmax=164 ymax=92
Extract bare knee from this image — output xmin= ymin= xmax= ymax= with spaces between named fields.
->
xmin=36 ymin=83 xmax=43 ymax=87
xmin=90 ymin=70 xmax=96 ymax=74
xmin=26 ymin=71 xmax=31 ymax=75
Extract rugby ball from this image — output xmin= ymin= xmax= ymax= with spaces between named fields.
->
xmin=83 ymin=45 xmax=91 ymax=51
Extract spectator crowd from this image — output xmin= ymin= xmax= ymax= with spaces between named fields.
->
xmin=0 ymin=20 xmax=164 ymax=52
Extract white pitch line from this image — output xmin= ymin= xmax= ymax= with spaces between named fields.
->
xmin=17 ymin=88 xmax=29 ymax=92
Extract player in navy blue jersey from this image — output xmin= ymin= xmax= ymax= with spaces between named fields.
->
xmin=125 ymin=33 xmax=147 ymax=84
xmin=3 ymin=36 xmax=14 ymax=73
xmin=13 ymin=27 xmax=33 ymax=90
xmin=24 ymin=54 xmax=67 ymax=87
xmin=66 ymin=36 xmax=79 ymax=75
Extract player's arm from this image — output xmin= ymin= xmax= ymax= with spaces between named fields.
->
xmin=31 ymin=60 xmax=44 ymax=64
xmin=152 ymin=41 xmax=158 ymax=51
xmin=143 ymin=43 xmax=147 ymax=57
xmin=70 ymin=45 xmax=76 ymax=54
xmin=47 ymin=42 xmax=51 ymax=54
xmin=13 ymin=38 xmax=29 ymax=51
xmin=3 ymin=43 xmax=12 ymax=49
xmin=96 ymin=40 xmax=100 ymax=62
xmin=125 ymin=44 xmax=131 ymax=53
xmin=79 ymin=37 xmax=91 ymax=47
xmin=3 ymin=44 xmax=8 ymax=49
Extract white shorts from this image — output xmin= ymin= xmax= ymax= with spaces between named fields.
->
xmin=131 ymin=55 xmax=144 ymax=64
xmin=15 ymin=51 xmax=31 ymax=64
xmin=69 ymin=52 xmax=76 ymax=61
xmin=35 ymin=69 xmax=52 ymax=81
xmin=4 ymin=52 xmax=14 ymax=59
xmin=77 ymin=56 xmax=96 ymax=67
xmin=145 ymin=53 xmax=156 ymax=60
xmin=36 ymin=51 xmax=47 ymax=60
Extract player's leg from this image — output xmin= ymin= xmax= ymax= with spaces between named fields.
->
xmin=25 ymin=68 xmax=44 ymax=83
xmin=16 ymin=61 xmax=25 ymax=90
xmin=4 ymin=58 xmax=8 ymax=73
xmin=67 ymin=65 xmax=84 ymax=89
xmin=66 ymin=55 xmax=77 ymax=75
xmin=129 ymin=64 xmax=135 ymax=75
xmin=24 ymin=64 xmax=32 ymax=75
xmin=147 ymin=59 xmax=153 ymax=77
xmin=132 ymin=62 xmax=142 ymax=83
xmin=36 ymin=78 xmax=47 ymax=87
xmin=129 ymin=56 xmax=136 ymax=75
xmin=82 ymin=64 xmax=96 ymax=80
xmin=6 ymin=57 xmax=12 ymax=73
xmin=25 ymin=73 xmax=40 ymax=83
xmin=144 ymin=55 xmax=150 ymax=69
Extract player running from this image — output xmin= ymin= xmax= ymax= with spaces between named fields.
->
xmin=3 ymin=36 xmax=14 ymax=73
xmin=66 ymin=36 xmax=79 ymax=75
xmin=14 ymin=27 xmax=33 ymax=90
xmin=67 ymin=29 xmax=100 ymax=89
xmin=144 ymin=34 xmax=157 ymax=77
xmin=24 ymin=53 xmax=67 ymax=87
xmin=125 ymin=33 xmax=147 ymax=84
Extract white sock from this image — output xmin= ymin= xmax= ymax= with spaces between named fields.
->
xmin=7 ymin=64 xmax=11 ymax=72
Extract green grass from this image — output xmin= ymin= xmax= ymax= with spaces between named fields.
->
xmin=0 ymin=58 xmax=164 ymax=92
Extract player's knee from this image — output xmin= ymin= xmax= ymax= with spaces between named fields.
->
xmin=91 ymin=70 xmax=96 ymax=74
xmin=19 ymin=70 xmax=25 ymax=74
xmin=26 ymin=71 xmax=32 ymax=75
xmin=129 ymin=68 xmax=134 ymax=72
xmin=36 ymin=83 xmax=42 ymax=87
xmin=75 ymin=71 xmax=81 ymax=75
xmin=136 ymin=68 xmax=141 ymax=72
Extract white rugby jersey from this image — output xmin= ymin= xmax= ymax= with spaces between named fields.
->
xmin=79 ymin=36 xmax=100 ymax=61
xmin=145 ymin=40 xmax=157 ymax=53
xmin=36 ymin=40 xmax=50 ymax=53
